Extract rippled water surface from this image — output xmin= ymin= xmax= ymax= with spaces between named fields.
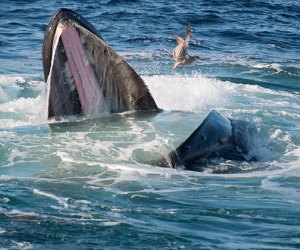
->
xmin=0 ymin=0 xmax=300 ymax=249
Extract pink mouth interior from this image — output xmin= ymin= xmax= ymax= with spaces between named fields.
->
xmin=61 ymin=23 xmax=107 ymax=115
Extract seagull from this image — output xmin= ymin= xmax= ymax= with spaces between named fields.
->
xmin=173 ymin=24 xmax=200 ymax=71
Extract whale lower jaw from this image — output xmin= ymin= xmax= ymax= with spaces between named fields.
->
xmin=43 ymin=9 xmax=158 ymax=119
xmin=46 ymin=20 xmax=109 ymax=118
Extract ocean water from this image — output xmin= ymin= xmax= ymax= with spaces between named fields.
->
xmin=0 ymin=0 xmax=300 ymax=249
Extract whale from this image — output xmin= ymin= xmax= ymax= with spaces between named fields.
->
xmin=43 ymin=8 xmax=158 ymax=119
xmin=43 ymin=8 xmax=259 ymax=171
xmin=155 ymin=109 xmax=259 ymax=170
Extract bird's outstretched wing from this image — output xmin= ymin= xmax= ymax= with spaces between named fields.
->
xmin=185 ymin=24 xmax=191 ymax=46
xmin=175 ymin=35 xmax=184 ymax=45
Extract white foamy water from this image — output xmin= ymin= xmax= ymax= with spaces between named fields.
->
xmin=145 ymin=75 xmax=228 ymax=113
xmin=0 ymin=76 xmax=24 ymax=102
xmin=0 ymin=73 xmax=299 ymax=173
xmin=33 ymin=189 xmax=69 ymax=208
xmin=0 ymin=73 xmax=298 ymax=127
xmin=0 ymin=75 xmax=46 ymax=128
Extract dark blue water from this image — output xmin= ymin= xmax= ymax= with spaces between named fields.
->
xmin=1 ymin=0 xmax=300 ymax=92
xmin=0 ymin=1 xmax=300 ymax=249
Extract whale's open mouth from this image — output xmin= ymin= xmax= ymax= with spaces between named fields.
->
xmin=43 ymin=8 xmax=157 ymax=119
xmin=46 ymin=20 xmax=108 ymax=117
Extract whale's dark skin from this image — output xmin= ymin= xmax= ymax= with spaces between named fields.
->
xmin=43 ymin=9 xmax=257 ymax=171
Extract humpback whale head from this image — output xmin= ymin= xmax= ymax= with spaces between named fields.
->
xmin=174 ymin=110 xmax=233 ymax=169
xmin=43 ymin=8 xmax=158 ymax=119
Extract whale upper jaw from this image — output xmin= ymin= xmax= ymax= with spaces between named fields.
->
xmin=43 ymin=8 xmax=158 ymax=119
